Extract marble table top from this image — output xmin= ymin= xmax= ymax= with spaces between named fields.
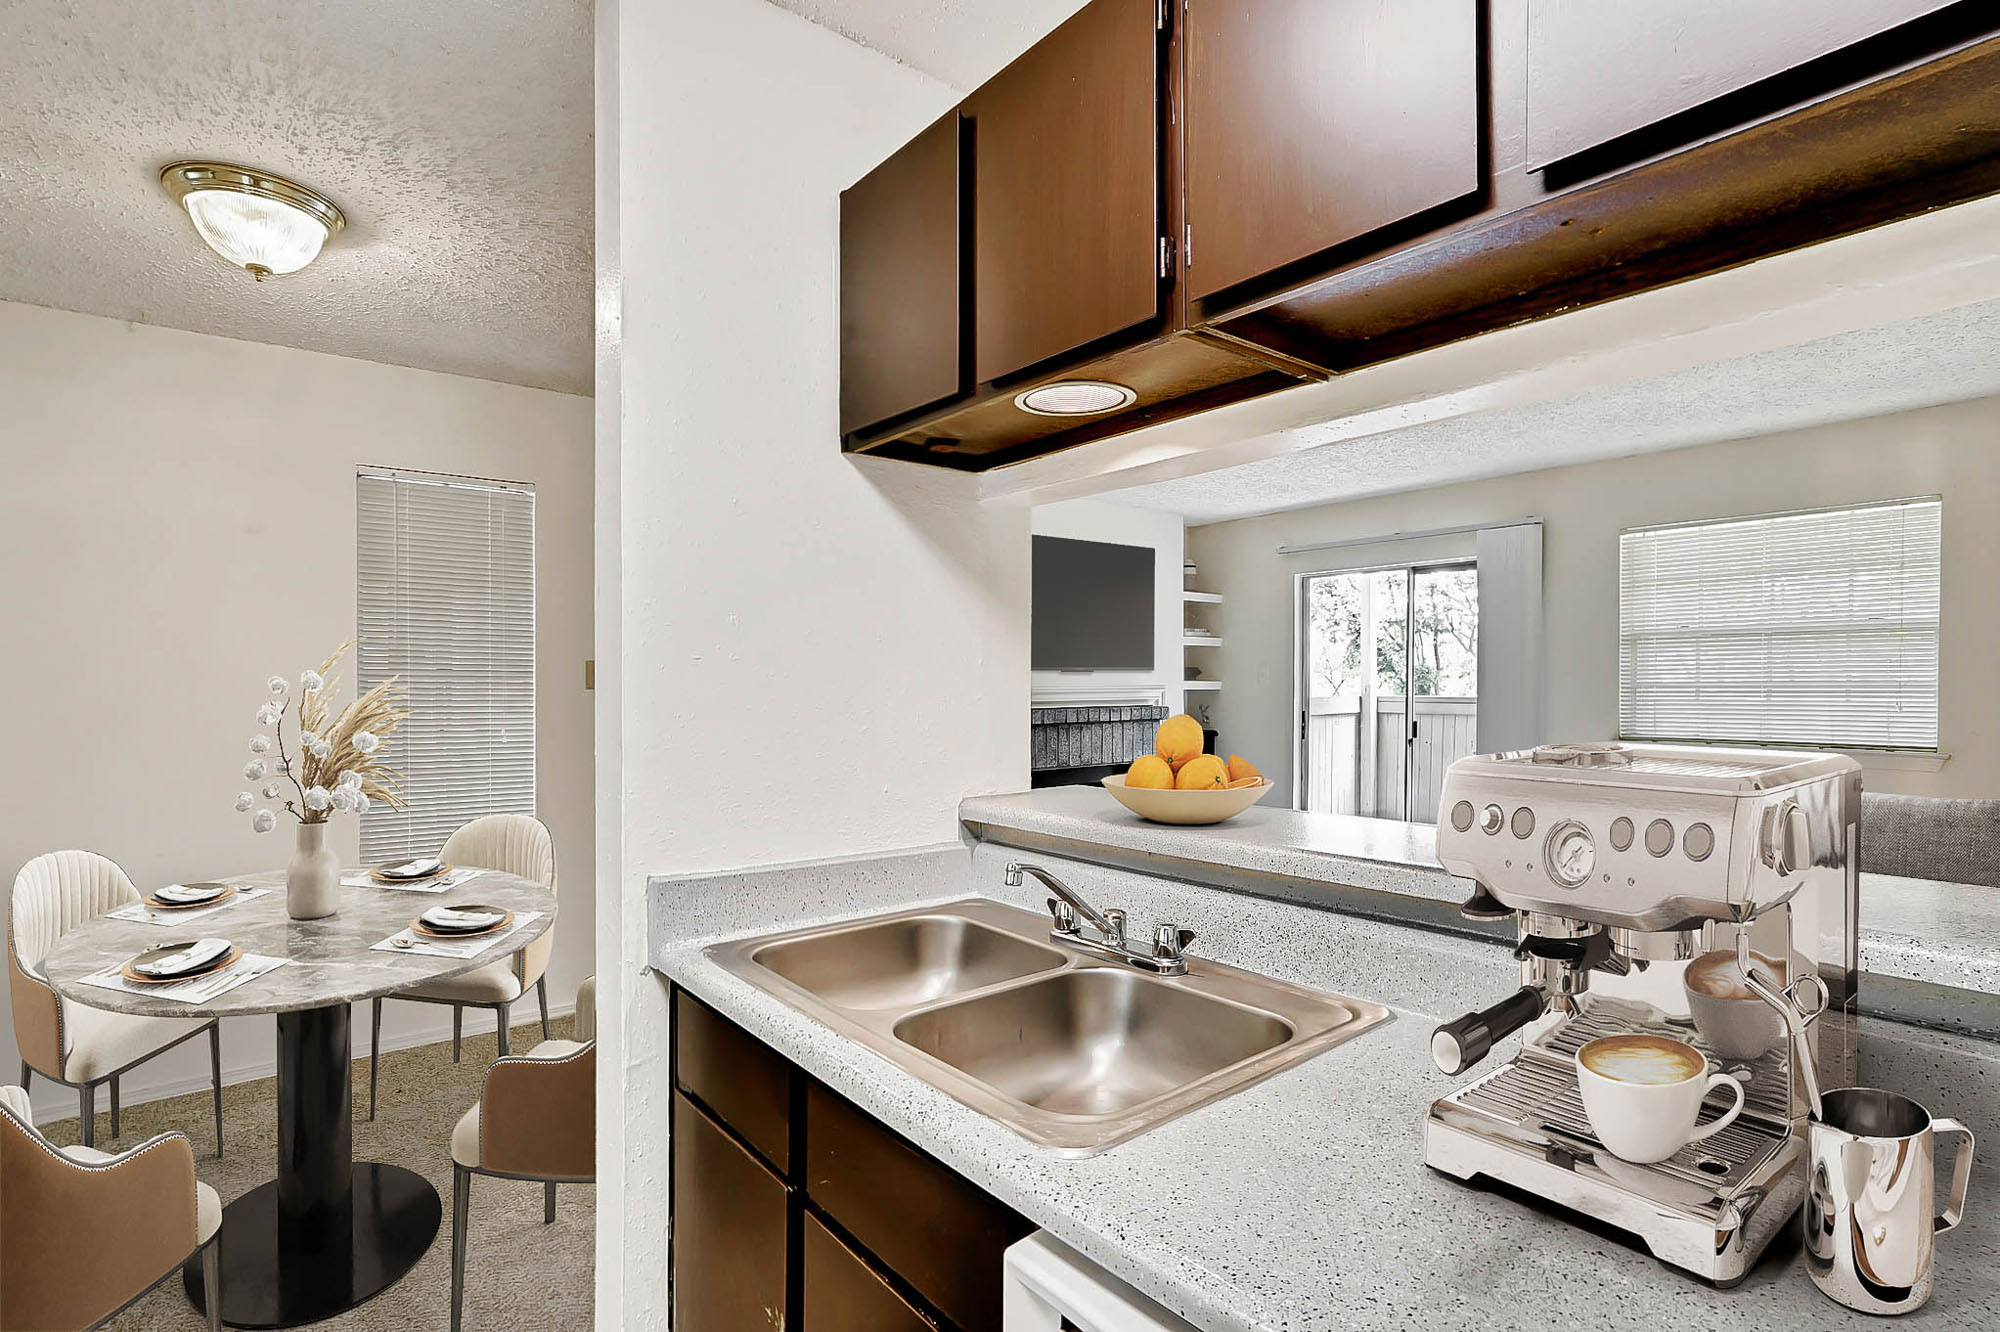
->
xmin=39 ymin=868 xmax=556 ymax=1019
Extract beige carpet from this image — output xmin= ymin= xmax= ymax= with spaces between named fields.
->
xmin=36 ymin=1015 xmax=594 ymax=1331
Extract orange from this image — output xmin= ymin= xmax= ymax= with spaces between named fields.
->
xmin=1227 ymin=775 xmax=1263 ymax=789
xmin=1155 ymin=713 xmax=1204 ymax=771
xmin=1124 ymin=754 xmax=1174 ymax=790
xmin=1226 ymin=754 xmax=1262 ymax=784
xmin=1175 ymin=754 xmax=1229 ymax=790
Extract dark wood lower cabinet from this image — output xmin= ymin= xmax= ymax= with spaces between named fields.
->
xmin=669 ymin=984 xmax=1031 ymax=1332
xmin=671 ymin=1092 xmax=788 ymax=1332
xmin=802 ymin=1214 xmax=935 ymax=1332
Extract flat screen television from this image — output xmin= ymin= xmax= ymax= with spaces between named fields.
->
xmin=1032 ymin=535 xmax=1154 ymax=670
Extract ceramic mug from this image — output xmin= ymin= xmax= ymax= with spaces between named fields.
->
xmin=1683 ymin=948 xmax=1828 ymax=1062
xmin=1576 ymin=1033 xmax=1747 ymax=1164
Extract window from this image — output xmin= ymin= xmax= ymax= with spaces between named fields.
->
xmin=1618 ymin=497 xmax=1940 ymax=751
xmin=356 ymin=467 xmax=537 ymax=862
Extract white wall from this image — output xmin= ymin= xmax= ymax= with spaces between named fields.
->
xmin=1189 ymin=397 xmax=2000 ymax=804
xmin=600 ymin=3 xmax=1029 ymax=1327
xmin=1031 ymin=499 xmax=1186 ymax=714
xmin=0 ymin=300 xmax=595 ymax=1122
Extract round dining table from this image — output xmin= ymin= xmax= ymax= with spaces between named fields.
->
xmin=40 ymin=866 xmax=556 ymax=1330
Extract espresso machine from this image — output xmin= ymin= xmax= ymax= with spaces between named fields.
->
xmin=1423 ymin=742 xmax=1859 ymax=1285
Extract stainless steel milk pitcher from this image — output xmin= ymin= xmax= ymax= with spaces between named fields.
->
xmin=1806 ymin=1087 xmax=1975 ymax=1315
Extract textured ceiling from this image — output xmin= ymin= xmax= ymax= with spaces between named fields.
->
xmin=1106 ymin=298 xmax=2000 ymax=525
xmin=0 ymin=0 xmax=593 ymax=395
xmin=765 ymin=0 xmax=1088 ymax=88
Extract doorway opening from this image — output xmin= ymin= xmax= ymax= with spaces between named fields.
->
xmin=1299 ymin=561 xmax=1478 ymax=822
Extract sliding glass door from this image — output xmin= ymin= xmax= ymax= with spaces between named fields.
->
xmin=1300 ymin=562 xmax=1478 ymax=822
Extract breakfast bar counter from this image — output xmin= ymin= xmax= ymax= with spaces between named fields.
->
xmin=649 ymin=843 xmax=2000 ymax=1332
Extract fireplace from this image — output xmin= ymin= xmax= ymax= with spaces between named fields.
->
xmin=1029 ymin=704 xmax=1169 ymax=788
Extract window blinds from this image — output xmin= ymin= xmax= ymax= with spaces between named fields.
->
xmin=1618 ymin=498 xmax=1940 ymax=751
xmin=356 ymin=468 xmax=537 ymax=863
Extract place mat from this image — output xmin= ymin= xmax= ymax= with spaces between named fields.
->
xmin=78 ymin=953 xmax=291 ymax=1003
xmin=341 ymin=867 xmax=483 ymax=894
xmin=371 ymin=910 xmax=542 ymax=960
xmin=107 ymin=887 xmax=273 ymax=927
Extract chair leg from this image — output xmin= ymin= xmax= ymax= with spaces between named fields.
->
xmin=78 ymin=1082 xmax=94 ymax=1149
xmin=537 ymin=976 xmax=551 ymax=1042
xmin=544 ymin=1181 xmax=556 ymax=1224
xmin=201 ymin=1236 xmax=223 ymax=1332
xmin=450 ymin=1165 xmax=472 ymax=1332
xmin=452 ymin=1006 xmax=463 ymax=1062
xmin=110 ymin=1073 xmax=120 ymax=1139
xmin=496 ymin=1003 xmax=510 ymax=1057
xmin=370 ymin=998 xmax=383 ymax=1121
xmin=210 ymin=1023 xmax=225 ymax=1156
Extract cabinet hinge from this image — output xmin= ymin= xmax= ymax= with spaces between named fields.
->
xmin=1159 ymin=234 xmax=1174 ymax=279
xmin=1156 ymin=0 xmax=1168 ymax=31
xmin=1184 ymin=223 xmax=1193 ymax=269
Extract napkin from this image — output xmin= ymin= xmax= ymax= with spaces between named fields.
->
xmin=155 ymin=882 xmax=228 ymax=904
xmin=379 ymin=857 xmax=444 ymax=879
xmin=136 ymin=937 xmax=231 ymax=977
xmin=420 ymin=906 xmax=503 ymax=931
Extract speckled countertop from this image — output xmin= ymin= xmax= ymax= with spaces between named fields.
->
xmin=961 ymin=786 xmax=2000 ymax=999
xmin=649 ymin=843 xmax=2000 ymax=1332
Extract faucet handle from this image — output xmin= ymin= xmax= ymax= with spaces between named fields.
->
xmin=1046 ymin=898 xmax=1078 ymax=934
xmin=1154 ymin=924 xmax=1196 ymax=961
xmin=1102 ymin=908 xmax=1127 ymax=947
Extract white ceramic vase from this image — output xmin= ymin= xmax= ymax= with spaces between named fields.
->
xmin=286 ymin=820 xmax=341 ymax=920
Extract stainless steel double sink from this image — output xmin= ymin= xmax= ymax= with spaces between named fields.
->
xmin=707 ymin=898 xmax=1389 ymax=1153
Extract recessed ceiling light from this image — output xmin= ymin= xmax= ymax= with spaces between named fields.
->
xmin=1013 ymin=380 xmax=1138 ymax=417
xmin=160 ymin=161 xmax=346 ymax=281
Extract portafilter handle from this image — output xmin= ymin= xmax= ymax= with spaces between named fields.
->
xmin=1431 ymin=985 xmax=1548 ymax=1076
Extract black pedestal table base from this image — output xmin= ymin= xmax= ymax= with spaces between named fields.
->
xmin=184 ymin=1003 xmax=441 ymax=1327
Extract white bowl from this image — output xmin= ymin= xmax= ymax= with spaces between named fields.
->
xmin=1101 ymin=775 xmax=1273 ymax=825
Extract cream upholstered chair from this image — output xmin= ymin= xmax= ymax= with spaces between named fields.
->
xmin=8 ymin=851 xmax=224 ymax=1152
xmin=369 ymin=814 xmax=558 ymax=1119
xmin=0 ymin=1083 xmax=223 ymax=1331
xmin=448 ymin=977 xmax=594 ymax=1331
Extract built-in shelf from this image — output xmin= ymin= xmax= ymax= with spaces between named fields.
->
xmin=1183 ymin=635 xmax=1222 ymax=648
xmin=1182 ymin=590 xmax=1223 ymax=604
xmin=1184 ymin=679 xmax=1222 ymax=692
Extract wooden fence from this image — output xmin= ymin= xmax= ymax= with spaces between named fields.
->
xmin=1305 ymin=695 xmax=1477 ymax=823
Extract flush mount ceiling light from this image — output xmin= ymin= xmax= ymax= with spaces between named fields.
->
xmin=160 ymin=161 xmax=345 ymax=281
xmin=1013 ymin=380 xmax=1139 ymax=417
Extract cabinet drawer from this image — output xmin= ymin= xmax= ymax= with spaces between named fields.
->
xmin=802 ymin=1212 xmax=935 ymax=1332
xmin=674 ymin=988 xmax=792 ymax=1172
xmin=806 ymin=1083 xmax=1022 ymax=1332
xmin=672 ymin=1093 xmax=789 ymax=1332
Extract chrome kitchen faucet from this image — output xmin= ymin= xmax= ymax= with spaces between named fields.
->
xmin=1003 ymin=862 xmax=1196 ymax=976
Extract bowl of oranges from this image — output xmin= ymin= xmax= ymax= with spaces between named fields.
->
xmin=1101 ymin=714 xmax=1274 ymax=825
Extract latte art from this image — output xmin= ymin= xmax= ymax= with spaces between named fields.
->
xmin=1579 ymin=1034 xmax=1705 ymax=1086
xmin=1685 ymin=948 xmax=1785 ymax=1001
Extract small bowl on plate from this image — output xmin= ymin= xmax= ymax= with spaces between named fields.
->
xmin=1101 ymin=775 xmax=1273 ymax=826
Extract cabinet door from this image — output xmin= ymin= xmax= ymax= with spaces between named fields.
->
xmin=672 ymin=1094 xmax=788 ymax=1332
xmin=968 ymin=0 xmax=1160 ymax=384
xmin=801 ymin=1213 xmax=933 ymax=1332
xmin=674 ymin=987 xmax=793 ymax=1171
xmin=1526 ymin=0 xmax=1957 ymax=167
xmin=840 ymin=112 xmax=963 ymax=435
xmin=807 ymin=1083 xmax=1021 ymax=1332
xmin=1183 ymin=0 xmax=1479 ymax=302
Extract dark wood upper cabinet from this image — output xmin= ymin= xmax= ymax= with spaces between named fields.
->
xmin=671 ymin=1093 xmax=788 ymax=1332
xmin=1183 ymin=0 xmax=1481 ymax=301
xmin=1525 ymin=0 xmax=1959 ymax=168
xmin=967 ymin=0 xmax=1162 ymax=384
xmin=840 ymin=112 xmax=963 ymax=436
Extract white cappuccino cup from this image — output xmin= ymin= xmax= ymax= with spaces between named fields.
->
xmin=1577 ymin=1033 xmax=1746 ymax=1164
